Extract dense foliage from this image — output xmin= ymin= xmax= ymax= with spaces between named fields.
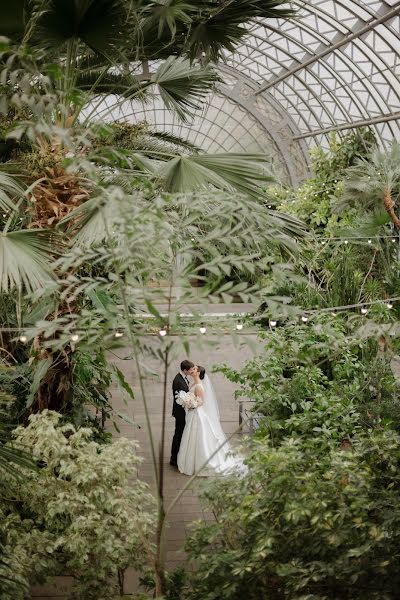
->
xmin=187 ymin=426 xmax=400 ymax=600
xmin=1 ymin=3 xmax=400 ymax=598
xmin=182 ymin=132 xmax=400 ymax=600
xmin=0 ymin=411 xmax=155 ymax=600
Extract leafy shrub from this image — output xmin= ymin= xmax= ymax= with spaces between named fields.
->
xmin=186 ymin=416 xmax=400 ymax=599
xmin=218 ymin=315 xmax=400 ymax=433
xmin=0 ymin=411 xmax=155 ymax=600
xmin=278 ymin=129 xmax=376 ymax=233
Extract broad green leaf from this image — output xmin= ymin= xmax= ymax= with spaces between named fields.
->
xmin=0 ymin=229 xmax=57 ymax=292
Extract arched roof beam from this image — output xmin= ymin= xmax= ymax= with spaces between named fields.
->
xmin=255 ymin=2 xmax=400 ymax=95
xmin=293 ymin=111 xmax=400 ymax=139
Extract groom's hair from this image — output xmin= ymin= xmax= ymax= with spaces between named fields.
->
xmin=181 ymin=360 xmax=194 ymax=372
xmin=198 ymin=366 xmax=206 ymax=380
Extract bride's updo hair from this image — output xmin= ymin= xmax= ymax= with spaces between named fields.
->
xmin=197 ymin=366 xmax=206 ymax=380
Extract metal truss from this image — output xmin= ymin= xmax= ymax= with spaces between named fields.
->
xmin=96 ymin=1 xmax=400 ymax=185
xmin=224 ymin=0 xmax=400 ymax=153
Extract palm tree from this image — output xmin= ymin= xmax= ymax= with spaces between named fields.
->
xmin=0 ymin=0 xmax=302 ymax=417
xmin=0 ymin=0 xmax=299 ymax=293
xmin=341 ymin=142 xmax=400 ymax=229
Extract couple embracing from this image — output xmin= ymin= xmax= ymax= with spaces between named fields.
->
xmin=170 ymin=360 xmax=238 ymax=476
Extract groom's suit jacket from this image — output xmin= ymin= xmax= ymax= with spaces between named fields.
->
xmin=172 ymin=373 xmax=189 ymax=419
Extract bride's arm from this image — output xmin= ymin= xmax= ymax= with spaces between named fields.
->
xmin=195 ymin=385 xmax=204 ymax=406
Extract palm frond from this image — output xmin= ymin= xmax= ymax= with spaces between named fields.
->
xmin=59 ymin=194 xmax=118 ymax=247
xmin=27 ymin=0 xmax=135 ymax=55
xmin=144 ymin=130 xmax=200 ymax=153
xmin=140 ymin=0 xmax=295 ymax=61
xmin=158 ymin=153 xmax=274 ymax=199
xmin=340 ymin=142 xmax=400 ymax=214
xmin=185 ymin=0 xmax=295 ymax=61
xmin=141 ymin=0 xmax=195 ymax=39
xmin=0 ymin=173 xmax=24 ymax=214
xmin=150 ymin=57 xmax=218 ymax=122
xmin=0 ymin=229 xmax=57 ymax=292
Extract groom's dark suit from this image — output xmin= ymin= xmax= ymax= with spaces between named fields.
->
xmin=170 ymin=372 xmax=189 ymax=465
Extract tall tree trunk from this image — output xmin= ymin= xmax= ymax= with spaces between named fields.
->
xmin=383 ymin=187 xmax=400 ymax=228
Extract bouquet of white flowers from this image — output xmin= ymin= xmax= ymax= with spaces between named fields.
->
xmin=175 ymin=390 xmax=199 ymax=410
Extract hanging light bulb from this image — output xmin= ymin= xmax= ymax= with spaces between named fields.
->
xmin=386 ymin=302 xmax=393 ymax=309
xmin=368 ymin=239 xmax=372 ymax=244
xmin=269 ymin=320 xmax=277 ymax=327
xmin=199 ymin=325 xmax=207 ymax=334
xmin=70 ymin=333 xmax=80 ymax=342
xmin=159 ymin=327 xmax=167 ymax=337
xmin=114 ymin=330 xmax=124 ymax=338
xmin=236 ymin=323 xmax=243 ymax=331
xmin=19 ymin=335 xmax=27 ymax=343
xmin=344 ymin=240 xmax=349 ymax=245
xmin=392 ymin=238 xmax=397 ymax=243
xmin=301 ymin=315 xmax=309 ymax=323
xmin=331 ymin=311 xmax=338 ymax=317
xmin=361 ymin=307 xmax=368 ymax=315
xmin=321 ymin=240 xmax=326 ymax=245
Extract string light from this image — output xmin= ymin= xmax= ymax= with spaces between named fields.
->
xmin=316 ymin=235 xmax=399 ymax=242
xmin=1 ymin=297 xmax=399 ymax=339
xmin=344 ymin=240 xmax=349 ymax=245
xmin=368 ymin=239 xmax=372 ymax=244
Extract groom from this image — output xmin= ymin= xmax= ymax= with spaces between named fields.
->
xmin=170 ymin=360 xmax=195 ymax=467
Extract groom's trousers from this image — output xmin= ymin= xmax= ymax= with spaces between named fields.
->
xmin=171 ymin=413 xmax=186 ymax=464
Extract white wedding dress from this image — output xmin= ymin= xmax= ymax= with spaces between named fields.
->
xmin=177 ymin=375 xmax=239 ymax=476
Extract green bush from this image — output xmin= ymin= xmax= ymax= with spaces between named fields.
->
xmin=218 ymin=315 xmax=400 ymax=433
xmin=186 ymin=416 xmax=400 ymax=599
xmin=0 ymin=411 xmax=155 ymax=600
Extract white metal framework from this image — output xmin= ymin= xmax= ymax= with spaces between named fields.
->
xmin=105 ymin=0 xmax=400 ymax=186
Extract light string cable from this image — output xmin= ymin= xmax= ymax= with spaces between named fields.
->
xmin=2 ymin=296 xmax=400 ymax=340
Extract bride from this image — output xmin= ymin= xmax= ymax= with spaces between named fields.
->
xmin=177 ymin=365 xmax=239 ymax=476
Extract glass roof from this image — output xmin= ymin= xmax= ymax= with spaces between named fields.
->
xmin=100 ymin=0 xmax=400 ymax=186
xmin=227 ymin=0 xmax=400 ymax=150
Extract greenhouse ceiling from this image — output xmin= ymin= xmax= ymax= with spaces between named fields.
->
xmin=109 ymin=0 xmax=400 ymax=187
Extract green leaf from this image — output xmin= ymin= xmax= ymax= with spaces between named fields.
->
xmin=0 ymin=229 xmax=57 ymax=292
xmin=26 ymin=356 xmax=53 ymax=408
xmin=150 ymin=56 xmax=218 ymax=122
xmin=0 ymin=172 xmax=24 ymax=213
xmin=158 ymin=153 xmax=274 ymax=199
xmin=115 ymin=411 xmax=135 ymax=425
xmin=113 ymin=366 xmax=135 ymax=401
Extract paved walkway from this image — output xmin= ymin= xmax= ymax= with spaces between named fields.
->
xmin=110 ymin=332 xmax=260 ymax=593
xmin=31 ymin=330 xmax=261 ymax=597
